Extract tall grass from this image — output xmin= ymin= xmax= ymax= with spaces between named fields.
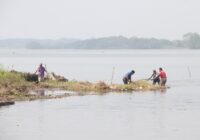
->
xmin=0 ymin=69 xmax=25 ymax=85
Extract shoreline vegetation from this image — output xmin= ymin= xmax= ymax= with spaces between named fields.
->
xmin=0 ymin=69 xmax=167 ymax=106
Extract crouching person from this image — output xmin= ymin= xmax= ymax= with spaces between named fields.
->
xmin=123 ymin=70 xmax=135 ymax=84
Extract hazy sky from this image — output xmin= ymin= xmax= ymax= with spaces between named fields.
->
xmin=0 ymin=0 xmax=199 ymax=39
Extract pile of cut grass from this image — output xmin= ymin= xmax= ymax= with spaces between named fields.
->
xmin=111 ymin=80 xmax=160 ymax=91
xmin=41 ymin=80 xmax=159 ymax=92
xmin=40 ymin=80 xmax=110 ymax=92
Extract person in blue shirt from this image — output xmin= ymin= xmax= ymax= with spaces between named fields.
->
xmin=123 ymin=70 xmax=135 ymax=84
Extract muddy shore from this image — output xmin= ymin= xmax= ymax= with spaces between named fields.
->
xmin=0 ymin=70 xmax=167 ymax=106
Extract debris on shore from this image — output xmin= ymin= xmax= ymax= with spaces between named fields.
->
xmin=0 ymin=101 xmax=15 ymax=106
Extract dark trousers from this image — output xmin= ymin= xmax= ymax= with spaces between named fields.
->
xmin=123 ymin=77 xmax=128 ymax=84
xmin=153 ymin=77 xmax=160 ymax=85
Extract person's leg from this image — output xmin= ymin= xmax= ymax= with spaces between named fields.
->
xmin=38 ymin=76 xmax=41 ymax=82
xmin=156 ymin=77 xmax=160 ymax=85
xmin=162 ymin=78 xmax=167 ymax=86
xmin=157 ymin=78 xmax=160 ymax=85
xmin=153 ymin=77 xmax=159 ymax=85
xmin=160 ymin=79 xmax=163 ymax=86
xmin=160 ymin=78 xmax=166 ymax=86
xmin=41 ymin=75 xmax=45 ymax=82
xmin=123 ymin=78 xmax=128 ymax=84
xmin=153 ymin=79 xmax=156 ymax=85
xmin=38 ymin=75 xmax=45 ymax=82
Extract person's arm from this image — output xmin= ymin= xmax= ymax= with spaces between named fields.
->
xmin=147 ymin=74 xmax=153 ymax=80
xmin=157 ymin=72 xmax=161 ymax=78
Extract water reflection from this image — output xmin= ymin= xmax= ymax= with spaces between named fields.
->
xmin=29 ymin=89 xmax=77 ymax=97
xmin=0 ymin=86 xmax=200 ymax=140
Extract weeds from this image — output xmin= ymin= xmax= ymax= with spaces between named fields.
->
xmin=0 ymin=69 xmax=164 ymax=103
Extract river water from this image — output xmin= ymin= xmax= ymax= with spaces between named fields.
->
xmin=0 ymin=49 xmax=200 ymax=140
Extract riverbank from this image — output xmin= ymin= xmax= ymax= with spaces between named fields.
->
xmin=0 ymin=70 xmax=166 ymax=106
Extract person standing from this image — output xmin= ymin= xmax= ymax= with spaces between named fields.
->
xmin=148 ymin=70 xmax=160 ymax=85
xmin=35 ymin=63 xmax=47 ymax=82
xmin=123 ymin=70 xmax=135 ymax=84
xmin=158 ymin=67 xmax=167 ymax=86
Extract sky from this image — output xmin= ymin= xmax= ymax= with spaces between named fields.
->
xmin=0 ymin=0 xmax=200 ymax=40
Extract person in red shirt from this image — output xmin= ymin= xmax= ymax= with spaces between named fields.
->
xmin=159 ymin=67 xmax=167 ymax=86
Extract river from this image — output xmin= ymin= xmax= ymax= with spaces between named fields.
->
xmin=0 ymin=49 xmax=200 ymax=140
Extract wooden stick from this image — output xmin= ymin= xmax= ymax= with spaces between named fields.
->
xmin=110 ymin=67 xmax=115 ymax=85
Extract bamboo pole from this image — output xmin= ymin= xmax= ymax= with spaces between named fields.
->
xmin=110 ymin=66 xmax=115 ymax=85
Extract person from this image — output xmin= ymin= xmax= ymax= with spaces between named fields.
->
xmin=123 ymin=70 xmax=135 ymax=84
xmin=158 ymin=67 xmax=167 ymax=86
xmin=35 ymin=63 xmax=47 ymax=82
xmin=148 ymin=70 xmax=160 ymax=85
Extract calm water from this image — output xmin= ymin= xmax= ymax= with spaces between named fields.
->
xmin=0 ymin=49 xmax=200 ymax=140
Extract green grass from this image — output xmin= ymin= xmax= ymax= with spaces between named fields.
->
xmin=40 ymin=80 xmax=110 ymax=92
xmin=0 ymin=69 xmax=37 ymax=102
xmin=0 ymin=68 xmax=164 ymax=103
xmin=0 ymin=69 xmax=25 ymax=85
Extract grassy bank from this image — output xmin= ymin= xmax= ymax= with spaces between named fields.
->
xmin=0 ymin=70 xmax=34 ymax=102
xmin=0 ymin=69 xmax=165 ymax=104
xmin=40 ymin=80 xmax=161 ymax=92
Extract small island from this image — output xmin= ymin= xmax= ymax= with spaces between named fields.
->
xmin=0 ymin=69 xmax=167 ymax=106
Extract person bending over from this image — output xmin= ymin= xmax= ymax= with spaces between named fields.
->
xmin=148 ymin=70 xmax=160 ymax=85
xmin=123 ymin=70 xmax=135 ymax=84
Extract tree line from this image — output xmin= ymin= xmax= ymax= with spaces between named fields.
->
xmin=0 ymin=33 xmax=200 ymax=49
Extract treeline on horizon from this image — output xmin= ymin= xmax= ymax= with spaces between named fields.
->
xmin=0 ymin=32 xmax=200 ymax=49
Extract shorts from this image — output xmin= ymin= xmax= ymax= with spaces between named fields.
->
xmin=160 ymin=78 xmax=167 ymax=86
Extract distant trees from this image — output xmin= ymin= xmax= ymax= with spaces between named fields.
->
xmin=1 ymin=33 xmax=200 ymax=49
xmin=64 ymin=36 xmax=174 ymax=49
xmin=182 ymin=33 xmax=200 ymax=49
